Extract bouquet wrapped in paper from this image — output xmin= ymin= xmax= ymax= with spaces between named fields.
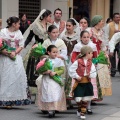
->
xmin=0 ymin=38 xmax=16 ymax=60
xmin=92 ymin=51 xmax=109 ymax=65
xmin=36 ymin=58 xmax=64 ymax=86
xmin=30 ymin=43 xmax=46 ymax=58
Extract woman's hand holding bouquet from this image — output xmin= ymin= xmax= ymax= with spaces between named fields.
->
xmin=0 ymin=38 xmax=16 ymax=60
xmin=30 ymin=43 xmax=46 ymax=58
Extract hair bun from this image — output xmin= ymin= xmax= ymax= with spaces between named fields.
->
xmin=7 ymin=17 xmax=11 ymax=24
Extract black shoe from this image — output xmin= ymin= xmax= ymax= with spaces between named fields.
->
xmin=91 ymin=101 xmax=97 ymax=105
xmin=53 ymin=111 xmax=55 ymax=117
xmin=48 ymin=113 xmax=53 ymax=118
xmin=87 ymin=109 xmax=93 ymax=114
xmin=41 ymin=110 xmax=48 ymax=114
xmin=48 ymin=111 xmax=55 ymax=118
xmin=55 ymin=110 xmax=59 ymax=113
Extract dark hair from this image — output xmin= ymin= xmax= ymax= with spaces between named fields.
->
xmin=80 ymin=30 xmax=89 ymax=38
xmin=54 ymin=8 xmax=62 ymax=15
xmin=40 ymin=9 xmax=52 ymax=20
xmin=67 ymin=19 xmax=76 ymax=26
xmin=79 ymin=17 xmax=90 ymax=27
xmin=6 ymin=16 xmax=20 ymax=28
xmin=48 ymin=25 xmax=57 ymax=33
xmin=20 ymin=13 xmax=27 ymax=19
xmin=113 ymin=13 xmax=120 ymax=18
xmin=106 ymin=17 xmax=112 ymax=24
xmin=47 ymin=45 xmax=57 ymax=52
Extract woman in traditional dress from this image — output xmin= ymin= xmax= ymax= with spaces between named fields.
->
xmin=38 ymin=45 xmax=66 ymax=118
xmin=79 ymin=17 xmax=89 ymax=32
xmin=60 ymin=18 xmax=80 ymax=59
xmin=60 ymin=18 xmax=80 ymax=108
xmin=23 ymin=9 xmax=52 ymax=87
xmin=0 ymin=16 xmax=31 ymax=108
xmin=86 ymin=15 xmax=112 ymax=101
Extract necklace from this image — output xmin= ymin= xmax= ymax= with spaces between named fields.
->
xmin=94 ymin=26 xmax=100 ymax=32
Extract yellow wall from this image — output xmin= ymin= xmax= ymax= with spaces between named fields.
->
xmin=91 ymin=0 xmax=110 ymax=21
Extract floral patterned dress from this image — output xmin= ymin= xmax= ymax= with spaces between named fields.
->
xmin=0 ymin=28 xmax=31 ymax=106
xmin=86 ymin=27 xmax=112 ymax=99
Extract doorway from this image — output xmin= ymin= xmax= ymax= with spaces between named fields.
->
xmin=73 ymin=0 xmax=91 ymax=22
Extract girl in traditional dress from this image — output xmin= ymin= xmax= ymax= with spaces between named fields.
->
xmin=69 ymin=46 xmax=97 ymax=119
xmin=42 ymin=24 xmax=67 ymax=61
xmin=70 ymin=30 xmax=97 ymax=114
xmin=38 ymin=45 xmax=66 ymax=118
xmin=79 ymin=17 xmax=89 ymax=32
xmin=0 ymin=16 xmax=31 ymax=108
xmin=86 ymin=15 xmax=112 ymax=101
xmin=23 ymin=9 xmax=52 ymax=87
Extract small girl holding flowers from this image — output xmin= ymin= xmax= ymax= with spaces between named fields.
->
xmin=37 ymin=45 xmax=66 ymax=118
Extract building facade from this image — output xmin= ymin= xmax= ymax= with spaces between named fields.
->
xmin=0 ymin=0 xmax=120 ymax=28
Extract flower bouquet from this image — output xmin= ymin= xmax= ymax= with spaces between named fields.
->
xmin=0 ymin=38 xmax=16 ymax=60
xmin=30 ymin=43 xmax=46 ymax=58
xmin=92 ymin=51 xmax=109 ymax=65
xmin=0 ymin=38 xmax=5 ymax=50
xmin=36 ymin=58 xmax=64 ymax=86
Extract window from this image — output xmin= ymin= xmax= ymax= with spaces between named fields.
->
xmin=19 ymin=0 xmax=41 ymax=22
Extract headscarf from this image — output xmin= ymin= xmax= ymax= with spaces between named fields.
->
xmin=91 ymin=15 xmax=103 ymax=27
xmin=70 ymin=18 xmax=80 ymax=37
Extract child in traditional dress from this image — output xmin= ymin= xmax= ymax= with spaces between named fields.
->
xmin=70 ymin=30 xmax=98 ymax=114
xmin=0 ymin=16 xmax=31 ymax=108
xmin=37 ymin=45 xmax=66 ymax=118
xmin=69 ymin=46 xmax=97 ymax=119
xmin=42 ymin=24 xmax=67 ymax=61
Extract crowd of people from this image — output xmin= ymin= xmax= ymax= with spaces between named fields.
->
xmin=0 ymin=8 xmax=120 ymax=119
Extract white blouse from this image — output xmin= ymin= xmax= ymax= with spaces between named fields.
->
xmin=109 ymin=32 xmax=120 ymax=52
xmin=69 ymin=59 xmax=97 ymax=79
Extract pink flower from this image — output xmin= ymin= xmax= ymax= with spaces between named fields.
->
xmin=32 ymin=44 xmax=38 ymax=49
xmin=36 ymin=58 xmax=46 ymax=70
xmin=0 ymin=38 xmax=3 ymax=48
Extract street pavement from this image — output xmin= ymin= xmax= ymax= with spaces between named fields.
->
xmin=0 ymin=73 xmax=120 ymax=120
